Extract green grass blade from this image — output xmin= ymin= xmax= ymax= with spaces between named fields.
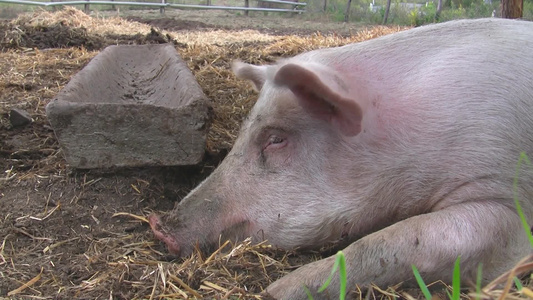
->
xmin=475 ymin=263 xmax=482 ymax=300
xmin=451 ymin=256 xmax=461 ymax=300
xmin=412 ymin=264 xmax=432 ymax=300
xmin=513 ymin=277 xmax=523 ymax=291
xmin=317 ymin=251 xmax=347 ymax=300
xmin=446 ymin=290 xmax=452 ymax=300
xmin=304 ymin=285 xmax=314 ymax=300
xmin=318 ymin=253 xmax=340 ymax=292
xmin=337 ymin=252 xmax=347 ymax=300
xmin=513 ymin=152 xmax=533 ymax=248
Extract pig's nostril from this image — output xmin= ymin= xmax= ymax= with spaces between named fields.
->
xmin=148 ymin=213 xmax=181 ymax=255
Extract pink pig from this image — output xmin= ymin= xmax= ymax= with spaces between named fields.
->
xmin=149 ymin=18 xmax=533 ymax=299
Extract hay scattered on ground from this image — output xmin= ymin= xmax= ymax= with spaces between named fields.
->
xmin=12 ymin=6 xmax=154 ymax=36
xmin=0 ymin=48 xmax=96 ymax=176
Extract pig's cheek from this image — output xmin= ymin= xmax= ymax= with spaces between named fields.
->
xmin=261 ymin=151 xmax=292 ymax=170
xmin=261 ymin=144 xmax=293 ymax=169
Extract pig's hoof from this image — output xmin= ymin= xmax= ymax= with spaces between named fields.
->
xmin=265 ymin=278 xmax=310 ymax=300
xmin=266 ymin=259 xmax=339 ymax=300
xmin=148 ymin=213 xmax=181 ymax=255
xmin=259 ymin=290 xmax=278 ymax=300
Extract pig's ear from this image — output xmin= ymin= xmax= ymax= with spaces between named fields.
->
xmin=274 ymin=63 xmax=363 ymax=136
xmin=232 ymin=61 xmax=268 ymax=91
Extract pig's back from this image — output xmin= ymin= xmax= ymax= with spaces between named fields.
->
xmin=309 ymin=19 xmax=533 ymax=211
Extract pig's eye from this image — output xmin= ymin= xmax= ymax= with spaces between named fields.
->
xmin=264 ymin=135 xmax=286 ymax=150
xmin=270 ymin=135 xmax=283 ymax=144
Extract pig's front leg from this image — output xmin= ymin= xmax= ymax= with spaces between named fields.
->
xmin=266 ymin=202 xmax=529 ymax=300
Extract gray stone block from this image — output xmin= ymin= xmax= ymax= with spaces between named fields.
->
xmin=46 ymin=44 xmax=210 ymax=169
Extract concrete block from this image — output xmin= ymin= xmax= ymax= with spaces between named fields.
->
xmin=46 ymin=44 xmax=210 ymax=169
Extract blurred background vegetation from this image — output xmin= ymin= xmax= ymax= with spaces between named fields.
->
xmin=313 ymin=0 xmax=532 ymax=25
xmin=1 ymin=0 xmax=532 ymax=26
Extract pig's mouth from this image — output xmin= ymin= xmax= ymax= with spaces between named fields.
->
xmin=149 ymin=213 xmax=253 ymax=257
xmin=148 ymin=214 xmax=181 ymax=255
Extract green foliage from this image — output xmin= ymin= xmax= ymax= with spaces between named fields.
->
xmin=407 ymin=9 xmax=418 ymax=25
xmin=386 ymin=2 xmax=413 ymax=24
xmin=407 ymin=2 xmax=436 ymax=26
xmin=349 ymin=5 xmax=383 ymax=23
xmin=475 ymin=264 xmax=482 ymax=300
xmin=413 ymin=256 xmax=463 ymax=300
xmin=507 ymin=153 xmax=532 ymax=297
xmin=514 ymin=276 xmax=524 ymax=291
xmin=525 ymin=0 xmax=533 ymax=21
xmin=513 ymin=152 xmax=533 ymax=248
xmin=435 ymin=5 xmax=465 ymax=20
xmin=307 ymin=251 xmax=347 ymax=300
xmin=318 ymin=251 xmax=347 ymax=299
xmin=315 ymin=0 xmax=347 ymax=20
xmin=330 ymin=9 xmax=347 ymax=22
xmin=451 ymin=256 xmax=461 ymax=300
xmin=311 ymin=0 xmax=519 ymax=25
xmin=412 ymin=265 xmax=432 ymax=300
xmin=304 ymin=285 xmax=314 ymax=299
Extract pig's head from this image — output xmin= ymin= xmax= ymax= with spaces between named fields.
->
xmin=150 ymin=60 xmax=375 ymax=257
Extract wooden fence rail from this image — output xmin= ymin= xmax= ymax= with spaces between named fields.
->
xmin=0 ymin=0 xmax=306 ymax=14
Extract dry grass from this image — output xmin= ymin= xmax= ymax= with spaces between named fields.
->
xmin=11 ymin=6 xmax=155 ymax=36
xmin=2 ymin=7 xmax=532 ymax=300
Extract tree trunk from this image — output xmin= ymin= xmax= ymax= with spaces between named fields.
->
xmin=344 ymin=0 xmax=353 ymax=22
xmin=501 ymin=0 xmax=523 ymax=18
xmin=435 ymin=0 xmax=443 ymax=20
xmin=323 ymin=0 xmax=327 ymax=12
xmin=383 ymin=0 xmax=392 ymax=24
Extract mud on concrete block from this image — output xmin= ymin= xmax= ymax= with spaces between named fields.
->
xmin=46 ymin=44 xmax=211 ymax=169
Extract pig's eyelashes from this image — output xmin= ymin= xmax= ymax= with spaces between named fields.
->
xmin=263 ymin=135 xmax=287 ymax=150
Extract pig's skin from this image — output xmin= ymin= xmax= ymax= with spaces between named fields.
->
xmin=150 ymin=18 xmax=533 ymax=299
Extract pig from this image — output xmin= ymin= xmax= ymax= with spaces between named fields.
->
xmin=149 ymin=18 xmax=533 ymax=299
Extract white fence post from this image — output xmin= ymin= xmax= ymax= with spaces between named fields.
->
xmin=160 ymin=0 xmax=165 ymax=13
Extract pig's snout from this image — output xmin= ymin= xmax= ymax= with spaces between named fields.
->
xmin=148 ymin=213 xmax=181 ymax=255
